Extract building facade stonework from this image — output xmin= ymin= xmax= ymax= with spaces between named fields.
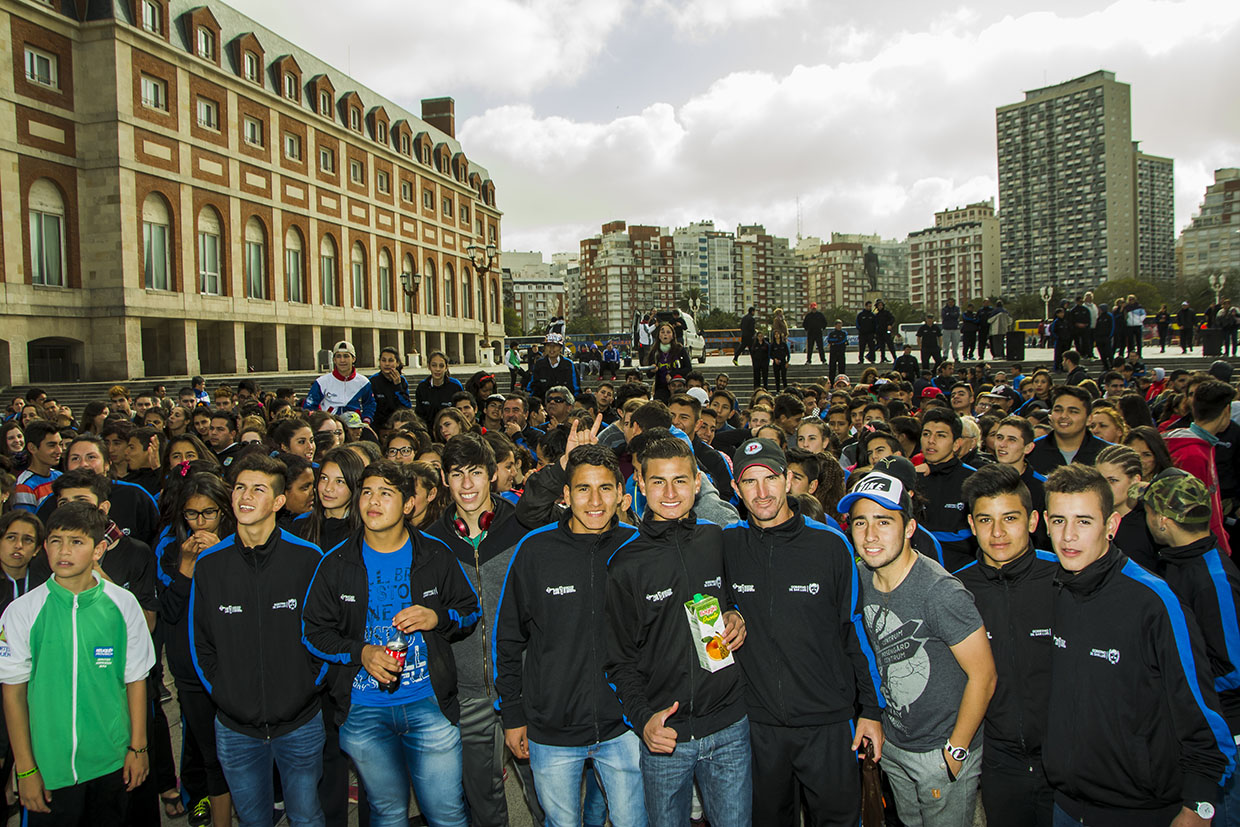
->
xmin=2 ymin=0 xmax=501 ymax=385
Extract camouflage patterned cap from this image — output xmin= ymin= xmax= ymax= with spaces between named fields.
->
xmin=1138 ymin=469 xmax=1212 ymax=527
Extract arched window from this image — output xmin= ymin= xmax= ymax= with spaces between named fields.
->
xmin=244 ymin=217 xmax=267 ymax=299
xmin=285 ymin=227 xmax=305 ymax=303
xmin=443 ymin=262 xmax=455 ymax=317
xmin=378 ymin=248 xmax=392 ymax=311
xmin=28 ymin=179 xmax=65 ymax=287
xmin=462 ymin=268 xmax=473 ymax=319
xmin=402 ymin=252 xmax=415 ymax=313
xmin=351 ymin=242 xmax=368 ymax=308
xmin=196 ymin=206 xmax=222 ymax=295
xmin=320 ymin=234 xmax=339 ymax=306
xmin=490 ymin=279 xmax=500 ymax=323
xmin=142 ymin=193 xmax=172 ymax=290
xmin=424 ymin=258 xmax=437 ymax=315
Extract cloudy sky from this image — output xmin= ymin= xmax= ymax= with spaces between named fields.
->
xmin=230 ymin=0 xmax=1240 ymax=257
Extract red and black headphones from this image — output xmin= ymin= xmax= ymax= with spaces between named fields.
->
xmin=453 ymin=510 xmax=495 ymax=538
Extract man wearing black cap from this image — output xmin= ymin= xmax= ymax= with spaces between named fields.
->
xmin=722 ymin=439 xmax=883 ymax=826
xmin=846 ymin=457 xmax=996 ymax=826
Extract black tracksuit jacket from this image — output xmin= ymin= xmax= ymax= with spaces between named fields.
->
xmin=494 ymin=515 xmax=640 ymax=746
xmin=368 ymin=370 xmax=411 ymax=430
xmin=1044 ymin=547 xmax=1235 ymax=824
xmin=414 ymin=376 xmax=464 ymax=425
xmin=301 ymin=527 xmax=480 ymax=726
xmin=721 ymin=504 xmax=882 ymax=726
xmin=526 ymin=356 xmax=579 ymax=400
xmin=1027 ymin=431 xmax=1109 ymax=476
xmin=190 ymin=528 xmax=326 ymax=738
xmin=1159 ymin=536 xmax=1240 ymax=733
xmin=604 ymin=514 xmax=746 ymax=741
xmin=915 ymin=457 xmax=977 ymax=573
xmin=955 ymin=548 xmax=1057 ymax=765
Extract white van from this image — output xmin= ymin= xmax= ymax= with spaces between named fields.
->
xmin=640 ymin=309 xmax=708 ymax=363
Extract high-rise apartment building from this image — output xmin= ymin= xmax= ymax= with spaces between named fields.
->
xmin=500 ymin=252 xmax=564 ymax=333
xmin=1135 ymin=148 xmax=1175 ymax=282
xmin=997 ymin=71 xmax=1172 ymax=297
xmin=1177 ymin=168 xmax=1239 ymax=280
xmin=908 ymin=201 xmax=1000 ymax=310
xmin=0 ymin=0 xmax=501 ymax=385
xmin=800 ymin=239 xmax=864 ymax=311
xmin=551 ymin=252 xmax=582 ymax=317
xmin=579 ymin=222 xmax=675 ymax=332
xmin=671 ymin=221 xmax=736 ymax=314
xmin=732 ymin=225 xmax=806 ymax=319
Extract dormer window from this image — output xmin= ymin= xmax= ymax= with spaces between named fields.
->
xmin=319 ymin=91 xmax=331 ymax=117
xmin=400 ymin=134 xmax=410 ymax=155
xmin=243 ymin=52 xmax=259 ymax=82
xmin=141 ymin=0 xmax=161 ymax=34
xmin=350 ymin=108 xmax=361 ymax=131
xmin=283 ymin=72 xmax=298 ymax=101
xmin=377 ymin=123 xmax=387 ymax=144
xmin=196 ymin=27 xmax=214 ymax=60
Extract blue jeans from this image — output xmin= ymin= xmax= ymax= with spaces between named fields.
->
xmin=339 ymin=698 xmax=468 ymax=827
xmin=639 ymin=716 xmax=752 ymax=827
xmin=214 ymin=712 xmax=325 ymax=827
xmin=1215 ymin=751 xmax=1240 ymax=827
xmin=529 ymin=731 xmax=647 ymax=827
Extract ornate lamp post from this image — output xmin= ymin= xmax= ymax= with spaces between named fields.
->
xmin=467 ymin=243 xmax=499 ymax=358
xmin=1209 ymin=273 xmax=1227 ymax=306
xmin=1040 ymin=285 xmax=1054 ymax=321
xmin=399 ymin=269 xmax=421 ymax=365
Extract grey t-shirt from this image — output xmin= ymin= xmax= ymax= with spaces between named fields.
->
xmin=859 ymin=554 xmax=983 ymax=752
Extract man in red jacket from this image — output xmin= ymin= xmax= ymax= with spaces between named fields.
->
xmin=1165 ymin=380 xmax=1235 ymax=556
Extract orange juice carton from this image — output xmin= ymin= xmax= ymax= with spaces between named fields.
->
xmin=684 ymin=593 xmax=734 ymax=672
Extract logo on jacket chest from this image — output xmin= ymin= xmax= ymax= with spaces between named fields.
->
xmin=941 ymin=502 xmax=965 ymax=511
xmin=646 ymin=588 xmax=673 ymax=603
xmin=271 ymin=598 xmax=298 ymax=611
xmin=93 ymin=646 xmax=114 ymax=668
xmin=788 ymin=582 xmax=821 ymax=596
xmin=702 ymin=576 xmax=721 ymax=590
xmin=1089 ymin=647 xmax=1121 ymax=665
xmin=732 ymin=583 xmax=755 ymax=594
xmin=545 ymin=585 xmax=577 ymax=597
xmin=219 ymin=604 xmax=243 ymax=615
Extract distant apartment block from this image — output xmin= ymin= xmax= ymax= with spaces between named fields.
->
xmin=1177 ymin=168 xmax=1240 ymax=280
xmin=997 ymin=71 xmax=1170 ymax=297
xmin=1135 ymin=148 xmax=1175 ymax=282
xmin=500 ymin=251 xmax=565 ymax=333
xmin=908 ymin=201 xmax=1000 ymax=310
xmin=732 ymin=225 xmax=806 ymax=320
xmin=672 ymin=221 xmax=736 ymax=314
xmin=579 ymin=221 xmax=675 ymax=331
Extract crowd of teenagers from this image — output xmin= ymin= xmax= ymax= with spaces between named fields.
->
xmin=0 ymin=328 xmax=1239 ymax=827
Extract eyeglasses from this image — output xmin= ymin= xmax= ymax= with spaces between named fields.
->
xmin=547 ymin=397 xmax=566 ymax=404
xmin=322 ymin=429 xmax=344 ymax=437
xmin=184 ymin=507 xmax=221 ymax=522
xmin=387 ymin=446 xmax=415 ymax=458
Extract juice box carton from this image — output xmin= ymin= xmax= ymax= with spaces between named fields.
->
xmin=684 ymin=593 xmax=734 ymax=672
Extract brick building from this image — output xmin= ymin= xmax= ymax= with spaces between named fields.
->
xmin=2 ymin=0 xmax=501 ymax=384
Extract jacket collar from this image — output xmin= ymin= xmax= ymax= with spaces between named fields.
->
xmin=337 ymin=522 xmax=438 ymax=569
xmin=639 ymin=511 xmax=699 ymax=541
xmin=555 ymin=510 xmax=635 ymax=549
xmin=744 ymin=498 xmax=804 ymax=537
xmin=1158 ymin=534 xmax=1217 ymax=563
xmin=974 ymin=540 xmax=1038 ymax=583
xmin=927 ymin=456 xmax=962 ymax=474
xmin=1054 ymin=544 xmax=1126 ymax=597
xmin=332 ymin=368 xmax=356 ymax=382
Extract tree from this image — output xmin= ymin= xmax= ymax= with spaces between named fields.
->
xmin=1092 ymin=278 xmax=1163 ymax=312
xmin=699 ymin=308 xmax=740 ymax=331
xmin=566 ymin=314 xmax=605 ymax=335
xmin=503 ymin=307 xmax=523 ymax=337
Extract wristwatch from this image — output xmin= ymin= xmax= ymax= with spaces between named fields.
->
xmin=1187 ymin=801 xmax=1215 ymax=819
xmin=944 ymin=740 xmax=969 ymax=762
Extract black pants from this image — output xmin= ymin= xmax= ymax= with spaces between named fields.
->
xmin=1127 ymin=325 xmax=1143 ymax=356
xmin=772 ymin=362 xmax=787 ymax=391
xmin=1094 ymin=332 xmax=1112 ymax=368
xmin=920 ymin=347 xmax=941 ymax=372
xmin=1054 ymin=339 xmax=1071 ymax=371
xmin=805 ymin=333 xmax=825 ymax=362
xmin=733 ymin=335 xmax=753 ymax=361
xmin=877 ymin=334 xmax=897 ymax=362
xmin=962 ymin=330 xmax=977 ymax=359
xmin=601 ymin=362 xmax=619 ymax=379
xmin=752 ymin=361 xmax=769 ymax=389
xmin=26 ymin=769 xmax=129 ymax=827
xmin=989 ymin=334 xmax=1006 ymax=359
xmin=828 ymin=348 xmax=846 ymax=380
xmin=750 ymin=720 xmax=860 ymax=827
xmin=1073 ymin=329 xmax=1093 ymax=357
xmin=980 ymin=753 xmax=1053 ymax=827
xmin=319 ymin=693 xmax=351 ymax=827
xmin=1157 ymin=323 xmax=1171 ymax=351
xmin=176 ymin=679 xmax=229 ymax=801
xmin=857 ymin=334 xmax=874 ymax=364
xmin=1180 ymin=326 xmax=1194 ymax=352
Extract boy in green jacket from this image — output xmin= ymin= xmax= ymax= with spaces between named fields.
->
xmin=0 ymin=502 xmax=155 ymax=825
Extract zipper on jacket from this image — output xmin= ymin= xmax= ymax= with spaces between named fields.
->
xmin=675 ymin=530 xmax=696 ymax=740
xmin=251 ymin=554 xmax=271 ymax=739
xmin=71 ymin=593 xmax=80 ymax=784
xmin=766 ymin=536 xmax=785 ymax=722
xmin=590 ymin=535 xmax=602 ymax=745
xmin=1002 ymin=578 xmax=1030 ymax=766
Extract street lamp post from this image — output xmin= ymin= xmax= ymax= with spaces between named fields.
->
xmin=399 ymin=270 xmax=421 ymax=366
xmin=467 ymin=243 xmax=499 ymax=359
xmin=1040 ymin=285 xmax=1054 ymax=322
xmin=1209 ymin=273 xmax=1227 ymax=306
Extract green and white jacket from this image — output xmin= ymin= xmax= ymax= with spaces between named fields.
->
xmin=0 ymin=574 xmax=154 ymax=790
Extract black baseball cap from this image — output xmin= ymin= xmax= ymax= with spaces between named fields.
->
xmin=732 ymin=438 xmax=787 ymax=477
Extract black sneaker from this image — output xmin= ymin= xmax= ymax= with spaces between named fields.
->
xmin=159 ymin=683 xmax=173 ymax=703
xmin=188 ymin=798 xmax=211 ymax=827
xmin=272 ymin=800 xmax=287 ymax=826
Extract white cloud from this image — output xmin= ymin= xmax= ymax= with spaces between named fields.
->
xmin=645 ymin=0 xmax=809 ymax=34
xmin=459 ymin=0 xmax=1240 ymax=254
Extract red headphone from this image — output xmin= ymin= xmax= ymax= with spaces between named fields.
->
xmin=453 ymin=510 xmax=495 ymax=537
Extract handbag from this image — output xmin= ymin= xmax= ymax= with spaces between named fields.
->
xmin=860 ymin=740 xmax=885 ymax=827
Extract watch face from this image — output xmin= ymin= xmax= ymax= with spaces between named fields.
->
xmin=1197 ymin=802 xmax=1215 ymax=819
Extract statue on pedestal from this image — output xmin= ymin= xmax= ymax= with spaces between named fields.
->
xmin=863 ymin=246 xmax=879 ymax=292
